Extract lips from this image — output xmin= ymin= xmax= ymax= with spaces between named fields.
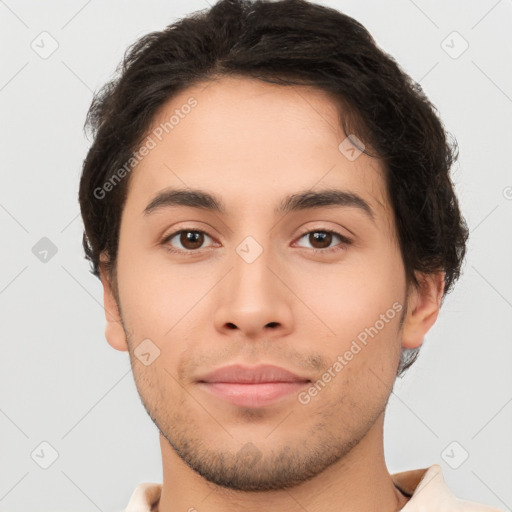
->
xmin=196 ymin=364 xmax=310 ymax=384
xmin=196 ymin=364 xmax=311 ymax=408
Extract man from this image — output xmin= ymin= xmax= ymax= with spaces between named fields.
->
xmin=78 ymin=0 xmax=503 ymax=510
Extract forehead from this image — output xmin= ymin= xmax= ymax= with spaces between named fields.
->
xmin=124 ymin=76 xmax=392 ymax=228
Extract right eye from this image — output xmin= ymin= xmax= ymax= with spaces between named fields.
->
xmin=162 ymin=229 xmax=216 ymax=254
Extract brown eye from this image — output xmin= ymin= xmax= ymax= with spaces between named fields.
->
xmin=179 ymin=231 xmax=204 ymax=249
xmin=308 ymin=231 xmax=333 ymax=249
xmin=295 ymin=229 xmax=351 ymax=253
xmin=164 ymin=230 xmax=213 ymax=253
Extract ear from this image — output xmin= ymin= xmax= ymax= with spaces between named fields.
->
xmin=98 ymin=253 xmax=129 ymax=352
xmin=401 ymin=271 xmax=445 ymax=349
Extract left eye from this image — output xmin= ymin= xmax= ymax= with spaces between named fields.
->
xmin=295 ymin=230 xmax=351 ymax=252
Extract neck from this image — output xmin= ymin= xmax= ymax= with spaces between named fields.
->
xmin=155 ymin=411 xmax=409 ymax=512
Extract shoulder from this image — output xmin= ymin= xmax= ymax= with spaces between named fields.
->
xmin=124 ymin=482 xmax=162 ymax=512
xmin=452 ymin=496 xmax=505 ymax=512
xmin=392 ymin=464 xmax=505 ymax=511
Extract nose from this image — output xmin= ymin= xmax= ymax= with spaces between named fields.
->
xmin=213 ymin=240 xmax=294 ymax=340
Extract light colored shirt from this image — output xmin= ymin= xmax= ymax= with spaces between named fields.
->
xmin=123 ymin=464 xmax=505 ymax=511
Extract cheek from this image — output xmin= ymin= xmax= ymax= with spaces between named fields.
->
xmin=294 ymin=261 xmax=405 ymax=398
xmin=298 ymin=257 xmax=404 ymax=333
xmin=116 ymin=250 xmax=220 ymax=363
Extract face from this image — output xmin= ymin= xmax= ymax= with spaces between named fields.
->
xmin=100 ymin=76 xmax=442 ymax=491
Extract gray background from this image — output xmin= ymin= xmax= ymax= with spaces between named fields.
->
xmin=1 ymin=0 xmax=511 ymax=511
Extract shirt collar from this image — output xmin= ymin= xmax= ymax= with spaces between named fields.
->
xmin=125 ymin=464 xmax=482 ymax=512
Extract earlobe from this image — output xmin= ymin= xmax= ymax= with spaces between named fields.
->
xmin=98 ymin=255 xmax=129 ymax=352
xmin=400 ymin=272 xmax=445 ymax=349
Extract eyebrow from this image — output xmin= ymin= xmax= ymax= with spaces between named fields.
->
xmin=143 ymin=187 xmax=375 ymax=223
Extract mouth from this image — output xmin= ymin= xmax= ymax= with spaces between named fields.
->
xmin=196 ymin=364 xmax=311 ymax=408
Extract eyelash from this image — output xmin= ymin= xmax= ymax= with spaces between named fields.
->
xmin=161 ymin=227 xmax=352 ymax=256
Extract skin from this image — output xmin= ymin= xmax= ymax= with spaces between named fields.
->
xmin=99 ymin=76 xmax=444 ymax=512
